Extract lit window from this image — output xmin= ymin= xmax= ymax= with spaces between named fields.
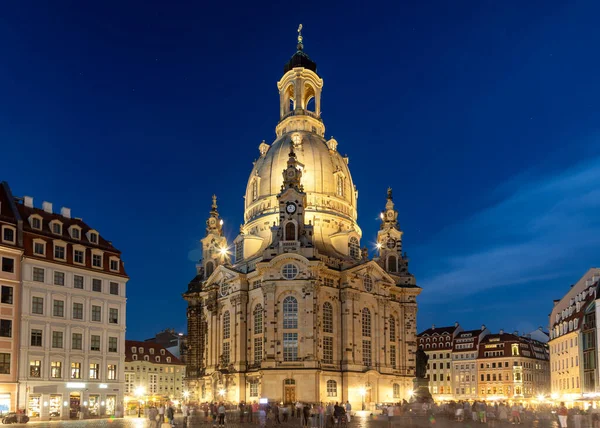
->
xmin=30 ymin=360 xmax=41 ymax=378
xmin=393 ymin=383 xmax=400 ymax=399
xmin=89 ymin=363 xmax=99 ymax=379
xmin=107 ymin=364 xmax=117 ymax=380
xmin=283 ymin=332 xmax=298 ymax=361
xmin=326 ymin=380 xmax=337 ymax=397
xmin=323 ymin=336 xmax=333 ymax=364
xmin=51 ymin=361 xmax=62 ymax=378
xmin=254 ymin=337 xmax=262 ymax=363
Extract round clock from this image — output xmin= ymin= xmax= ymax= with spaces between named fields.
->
xmin=208 ymin=218 xmax=217 ymax=227
xmin=386 ymin=210 xmax=394 ymax=219
xmin=387 ymin=238 xmax=396 ymax=249
xmin=286 ymin=169 xmax=296 ymax=179
xmin=286 ymin=203 xmax=297 ymax=214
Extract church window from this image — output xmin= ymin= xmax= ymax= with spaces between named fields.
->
xmin=363 ymin=275 xmax=373 ymax=292
xmin=282 ymin=264 xmax=299 ymax=280
xmin=323 ymin=336 xmax=333 ymax=364
xmin=250 ymin=381 xmax=259 ymax=397
xmin=283 ymin=296 xmax=298 ymax=329
xmin=387 ymin=255 xmax=397 ymax=272
xmin=285 ymin=222 xmax=296 ymax=241
xmin=390 ymin=344 xmax=397 ymax=369
xmin=363 ymin=340 xmax=372 ymax=366
xmin=254 ymin=305 xmax=263 ymax=334
xmin=323 ymin=302 xmax=333 ymax=333
xmin=323 ymin=277 xmax=335 ymax=287
xmin=283 ymin=333 xmax=298 ymax=361
xmin=326 ymin=380 xmax=337 ymax=397
xmin=254 ymin=337 xmax=262 ymax=364
xmin=393 ymin=383 xmax=400 ymax=399
xmin=219 ymin=282 xmax=229 ymax=297
xmin=362 ymin=308 xmax=371 ymax=336
xmin=336 ymin=175 xmax=344 ymax=197
xmin=235 ymin=242 xmax=243 ymax=262
xmin=222 ymin=342 xmax=230 ymax=365
xmin=252 ymin=179 xmax=258 ymax=201
xmin=205 ymin=262 xmax=214 ymax=278
xmin=390 ymin=316 xmax=396 ymax=342
xmin=223 ymin=311 xmax=230 ymax=339
xmin=349 ymin=237 xmax=360 ymax=259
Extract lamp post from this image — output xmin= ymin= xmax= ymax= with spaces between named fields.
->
xmin=135 ymin=387 xmax=145 ymax=418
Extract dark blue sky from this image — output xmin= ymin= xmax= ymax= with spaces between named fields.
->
xmin=2 ymin=1 xmax=599 ymax=339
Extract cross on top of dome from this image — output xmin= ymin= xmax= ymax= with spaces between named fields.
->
xmin=284 ymin=24 xmax=317 ymax=74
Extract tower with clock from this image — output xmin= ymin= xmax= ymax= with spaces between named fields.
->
xmin=375 ymin=188 xmax=407 ymax=274
xmin=200 ymin=195 xmax=228 ymax=278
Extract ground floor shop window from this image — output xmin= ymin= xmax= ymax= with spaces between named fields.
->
xmin=28 ymin=395 xmax=41 ymax=417
xmin=0 ymin=393 xmax=10 ymax=414
xmin=49 ymin=395 xmax=62 ymax=417
xmin=88 ymin=395 xmax=100 ymax=416
xmin=106 ymin=395 xmax=116 ymax=416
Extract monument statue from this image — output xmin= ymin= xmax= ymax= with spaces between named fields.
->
xmin=415 ymin=348 xmax=429 ymax=379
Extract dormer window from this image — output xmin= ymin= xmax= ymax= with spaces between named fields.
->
xmin=139 ymin=347 xmax=144 ymax=354
xmin=109 ymin=257 xmax=120 ymax=272
xmin=2 ymin=226 xmax=15 ymax=244
xmin=51 ymin=221 xmax=62 ymax=235
xmin=31 ymin=216 xmax=42 ymax=230
xmin=166 ymin=357 xmax=171 ymax=363
xmin=89 ymin=233 xmax=98 ymax=244
xmin=69 ymin=226 xmax=81 ymax=240
xmin=160 ymin=349 xmax=165 ymax=356
xmin=132 ymin=355 xmax=137 ymax=361
xmin=155 ymin=356 xmax=160 ymax=362
xmin=91 ymin=250 xmax=103 ymax=269
xmin=33 ymin=239 xmax=46 ymax=256
xmin=150 ymin=348 xmax=154 ymax=355
xmin=144 ymin=355 xmax=149 ymax=361
xmin=131 ymin=347 xmax=137 ymax=353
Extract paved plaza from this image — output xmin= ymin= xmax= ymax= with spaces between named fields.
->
xmin=8 ymin=413 xmax=573 ymax=428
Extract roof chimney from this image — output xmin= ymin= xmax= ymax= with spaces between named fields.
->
xmin=481 ymin=324 xmax=486 ymax=331
xmin=431 ymin=324 xmax=435 ymax=330
xmin=454 ymin=321 xmax=459 ymax=327
xmin=42 ymin=201 xmax=52 ymax=213
xmin=499 ymin=329 xmax=504 ymax=335
xmin=24 ymin=196 xmax=33 ymax=208
xmin=61 ymin=207 xmax=71 ymax=218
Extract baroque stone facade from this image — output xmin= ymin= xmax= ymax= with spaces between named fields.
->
xmin=183 ymin=29 xmax=420 ymax=409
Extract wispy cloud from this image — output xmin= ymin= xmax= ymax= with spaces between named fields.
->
xmin=415 ymin=156 xmax=600 ymax=300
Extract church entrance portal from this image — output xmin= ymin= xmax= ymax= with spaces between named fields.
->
xmin=284 ymin=379 xmax=296 ymax=404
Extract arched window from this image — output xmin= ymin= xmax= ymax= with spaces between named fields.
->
xmin=393 ymin=383 xmax=400 ymax=399
xmin=336 ymin=175 xmax=344 ymax=197
xmin=205 ymin=261 xmax=214 ymax=278
xmin=285 ymin=222 xmax=296 ymax=241
xmin=389 ymin=316 xmax=396 ymax=342
xmin=252 ymin=180 xmax=258 ymax=201
xmin=387 ymin=255 xmax=397 ymax=272
xmin=254 ymin=305 xmax=263 ymax=334
xmin=223 ymin=311 xmax=230 ymax=339
xmin=326 ymin=380 xmax=337 ymax=397
xmin=323 ymin=302 xmax=333 ymax=333
xmin=362 ymin=308 xmax=371 ymax=336
xmin=283 ymin=296 xmax=298 ymax=329
xmin=349 ymin=237 xmax=360 ymax=259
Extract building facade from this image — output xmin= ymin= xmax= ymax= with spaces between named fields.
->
xmin=0 ymin=183 xmax=24 ymax=413
xmin=450 ymin=328 xmax=489 ymax=400
xmin=478 ymin=332 xmax=550 ymax=401
xmin=549 ymin=269 xmax=600 ymax=400
xmin=145 ymin=329 xmax=187 ymax=361
xmin=124 ymin=341 xmax=185 ymax=406
xmin=417 ymin=324 xmax=462 ymax=400
xmin=183 ymin=29 xmax=421 ymax=409
xmin=7 ymin=192 xmax=129 ymax=420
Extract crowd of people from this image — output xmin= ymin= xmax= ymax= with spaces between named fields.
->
xmin=146 ymin=402 xmax=183 ymax=427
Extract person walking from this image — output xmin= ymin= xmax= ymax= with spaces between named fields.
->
xmin=148 ymin=406 xmax=159 ymax=428
xmin=558 ymin=402 xmax=569 ymax=428
xmin=252 ymin=401 xmax=259 ymax=424
xmin=166 ymin=405 xmax=175 ymax=426
xmin=158 ymin=404 xmax=166 ymax=425
xmin=303 ymin=403 xmax=311 ymax=427
xmin=218 ymin=402 xmax=226 ymax=427
xmin=345 ymin=401 xmax=351 ymax=423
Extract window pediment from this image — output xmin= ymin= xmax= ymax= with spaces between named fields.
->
xmin=29 ymin=215 xmax=43 ymax=230
xmin=69 ymin=225 xmax=82 ymax=240
xmin=49 ymin=220 xmax=63 ymax=235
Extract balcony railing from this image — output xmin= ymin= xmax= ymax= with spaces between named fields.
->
xmin=280 ymin=109 xmax=322 ymax=121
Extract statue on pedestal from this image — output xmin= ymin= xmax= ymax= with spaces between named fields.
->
xmin=412 ymin=348 xmax=433 ymax=403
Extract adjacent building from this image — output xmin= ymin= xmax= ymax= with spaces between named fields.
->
xmin=124 ymin=341 xmax=185 ymax=406
xmin=0 ymin=183 xmax=24 ymax=413
xmin=183 ymin=29 xmax=421 ymax=409
xmin=478 ymin=332 xmax=550 ymax=400
xmin=417 ymin=324 xmax=462 ymax=400
xmin=1 ymin=189 xmax=130 ymax=420
xmin=549 ymin=269 xmax=600 ymax=400
xmin=451 ymin=327 xmax=490 ymax=400
xmin=145 ymin=329 xmax=187 ymax=361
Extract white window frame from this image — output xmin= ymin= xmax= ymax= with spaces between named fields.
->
xmin=87 ymin=230 xmax=99 ymax=245
xmin=1 ymin=226 xmax=16 ymax=244
xmin=53 ymin=240 xmax=67 ymax=261
xmin=29 ymin=215 xmax=43 ymax=231
xmin=73 ymin=245 xmax=85 ymax=265
xmin=69 ymin=225 xmax=82 ymax=240
xmin=32 ymin=239 xmax=46 ymax=256
xmin=50 ymin=220 xmax=62 ymax=235
xmin=109 ymin=257 xmax=120 ymax=272
xmin=91 ymin=250 xmax=103 ymax=269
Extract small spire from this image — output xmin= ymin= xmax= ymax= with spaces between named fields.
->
xmin=387 ymin=187 xmax=393 ymax=200
xmin=289 ymin=145 xmax=297 ymax=160
xmin=297 ymin=24 xmax=303 ymax=51
xmin=211 ymin=194 xmax=218 ymax=212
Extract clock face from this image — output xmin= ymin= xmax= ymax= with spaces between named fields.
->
xmin=386 ymin=210 xmax=394 ymax=219
xmin=286 ymin=203 xmax=297 ymax=214
xmin=387 ymin=238 xmax=396 ymax=249
xmin=286 ymin=168 xmax=296 ymax=178
xmin=208 ymin=218 xmax=217 ymax=226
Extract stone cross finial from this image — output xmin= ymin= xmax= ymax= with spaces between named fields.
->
xmin=297 ymin=24 xmax=304 ymax=50
xmin=212 ymin=194 xmax=218 ymax=211
xmin=387 ymin=187 xmax=393 ymax=200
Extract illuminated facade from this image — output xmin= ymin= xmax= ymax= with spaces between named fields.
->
xmin=451 ymin=328 xmax=489 ymax=400
xmin=183 ymin=28 xmax=421 ymax=409
xmin=549 ymin=269 xmax=600 ymax=400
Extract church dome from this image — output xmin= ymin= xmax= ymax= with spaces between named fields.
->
xmin=243 ymin=131 xmax=360 ymax=257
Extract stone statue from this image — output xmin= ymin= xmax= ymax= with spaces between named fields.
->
xmin=415 ymin=348 xmax=429 ymax=379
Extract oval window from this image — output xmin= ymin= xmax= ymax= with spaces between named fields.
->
xmin=282 ymin=264 xmax=299 ymax=280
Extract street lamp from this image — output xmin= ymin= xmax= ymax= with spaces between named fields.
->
xmin=135 ymin=386 xmax=145 ymax=418
xmin=183 ymin=391 xmax=190 ymax=403
xmin=359 ymin=388 xmax=366 ymax=411
xmin=218 ymin=389 xmax=226 ymax=400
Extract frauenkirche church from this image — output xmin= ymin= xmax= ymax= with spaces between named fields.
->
xmin=183 ymin=27 xmax=420 ymax=408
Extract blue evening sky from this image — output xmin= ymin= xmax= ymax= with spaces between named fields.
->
xmin=1 ymin=1 xmax=599 ymax=339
